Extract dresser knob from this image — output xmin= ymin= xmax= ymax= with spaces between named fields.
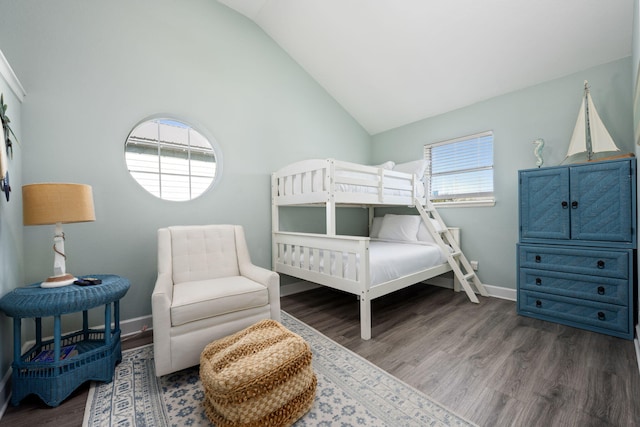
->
xmin=571 ymin=201 xmax=579 ymax=209
xmin=597 ymin=260 xmax=605 ymax=269
xmin=597 ymin=286 xmax=605 ymax=295
xmin=535 ymin=278 xmax=542 ymax=285
xmin=561 ymin=201 xmax=568 ymax=209
xmin=535 ymin=255 xmax=541 ymax=263
xmin=597 ymin=311 xmax=606 ymax=321
xmin=535 ymin=300 xmax=542 ymax=308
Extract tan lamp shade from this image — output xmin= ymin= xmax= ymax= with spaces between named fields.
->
xmin=23 ymin=183 xmax=96 ymax=225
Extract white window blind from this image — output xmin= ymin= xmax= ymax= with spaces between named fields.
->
xmin=424 ymin=131 xmax=494 ymax=204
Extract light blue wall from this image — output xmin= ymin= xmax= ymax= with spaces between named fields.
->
xmin=632 ymin=0 xmax=640 ymax=337
xmin=634 ymin=0 xmax=640 ymax=94
xmin=0 ymin=1 xmax=370 ymax=331
xmin=372 ymin=58 xmax=634 ymax=289
xmin=0 ymin=56 xmax=24 ymax=402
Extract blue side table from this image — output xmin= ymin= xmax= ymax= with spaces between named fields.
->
xmin=0 ymin=274 xmax=130 ymax=406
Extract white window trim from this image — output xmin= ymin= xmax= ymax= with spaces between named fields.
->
xmin=433 ymin=199 xmax=496 ymax=208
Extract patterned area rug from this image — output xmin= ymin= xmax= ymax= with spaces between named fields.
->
xmin=83 ymin=312 xmax=476 ymax=426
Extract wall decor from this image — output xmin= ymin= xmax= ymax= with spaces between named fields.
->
xmin=0 ymin=93 xmax=16 ymax=201
xmin=532 ymin=138 xmax=544 ymax=168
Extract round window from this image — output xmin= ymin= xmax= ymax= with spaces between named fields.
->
xmin=125 ymin=117 xmax=221 ymax=201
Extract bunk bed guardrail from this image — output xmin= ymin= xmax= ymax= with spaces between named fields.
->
xmin=272 ymin=158 xmax=427 ymax=207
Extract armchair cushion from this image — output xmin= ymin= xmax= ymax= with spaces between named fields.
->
xmin=170 ymin=225 xmax=240 ymax=283
xmin=171 ymin=277 xmax=269 ymax=327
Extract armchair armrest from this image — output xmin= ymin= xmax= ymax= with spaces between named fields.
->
xmin=240 ymin=263 xmax=278 ymax=287
xmin=152 ymin=272 xmax=173 ymax=327
xmin=240 ymin=262 xmax=280 ymax=322
xmin=152 ymin=272 xmax=173 ymax=375
xmin=234 ymin=225 xmax=281 ymax=321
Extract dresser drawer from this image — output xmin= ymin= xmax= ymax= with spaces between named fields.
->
xmin=518 ymin=245 xmax=629 ymax=279
xmin=519 ymin=268 xmax=629 ymax=305
xmin=518 ymin=290 xmax=629 ymax=334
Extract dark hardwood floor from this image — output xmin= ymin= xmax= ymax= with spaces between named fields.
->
xmin=1 ymin=284 xmax=639 ymax=426
xmin=281 ymin=285 xmax=640 ymax=427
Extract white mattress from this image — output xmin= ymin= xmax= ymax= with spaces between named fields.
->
xmin=286 ymin=240 xmax=447 ymax=286
xmin=368 ymin=241 xmax=447 ymax=286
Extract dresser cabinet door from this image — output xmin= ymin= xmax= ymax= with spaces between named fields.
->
xmin=519 ymin=167 xmax=570 ymax=240
xmin=570 ymin=160 xmax=633 ymax=242
xmin=520 ymin=159 xmax=634 ymax=244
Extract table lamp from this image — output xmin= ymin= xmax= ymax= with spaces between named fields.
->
xmin=22 ymin=183 xmax=96 ymax=288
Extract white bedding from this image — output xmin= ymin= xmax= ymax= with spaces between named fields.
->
xmin=368 ymin=240 xmax=447 ymax=285
xmin=286 ymin=240 xmax=447 ymax=287
xmin=285 ymin=168 xmax=425 ymax=198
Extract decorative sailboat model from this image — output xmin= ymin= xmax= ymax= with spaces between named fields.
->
xmin=562 ymin=80 xmax=633 ymax=164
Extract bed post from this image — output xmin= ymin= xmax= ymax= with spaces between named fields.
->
xmin=360 ymin=238 xmax=371 ymax=340
xmin=326 ymin=159 xmax=336 ymax=235
xmin=271 ymin=173 xmax=279 ymax=271
xmin=360 ymin=292 xmax=372 ymax=340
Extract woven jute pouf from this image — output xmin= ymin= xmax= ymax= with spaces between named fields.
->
xmin=199 ymin=319 xmax=317 ymax=427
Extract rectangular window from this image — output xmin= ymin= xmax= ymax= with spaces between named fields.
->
xmin=424 ymin=131 xmax=494 ymax=206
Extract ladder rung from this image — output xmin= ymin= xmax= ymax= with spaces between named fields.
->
xmin=463 ymin=273 xmax=475 ymax=281
xmin=451 ymin=251 xmax=462 ymax=258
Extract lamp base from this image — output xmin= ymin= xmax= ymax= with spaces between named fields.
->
xmin=40 ymin=273 xmax=77 ymax=288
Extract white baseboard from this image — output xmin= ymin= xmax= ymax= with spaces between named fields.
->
xmin=483 ymin=283 xmax=517 ymax=301
xmin=120 ymin=315 xmax=153 ymax=337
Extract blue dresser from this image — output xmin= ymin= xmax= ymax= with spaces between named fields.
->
xmin=517 ymin=158 xmax=637 ymax=339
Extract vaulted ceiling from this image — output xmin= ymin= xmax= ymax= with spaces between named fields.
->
xmin=218 ymin=0 xmax=634 ymax=135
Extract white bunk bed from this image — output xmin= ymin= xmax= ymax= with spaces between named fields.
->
xmin=272 ymin=158 xmax=485 ymax=340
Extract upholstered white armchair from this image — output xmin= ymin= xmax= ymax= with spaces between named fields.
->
xmin=152 ymin=224 xmax=280 ymax=376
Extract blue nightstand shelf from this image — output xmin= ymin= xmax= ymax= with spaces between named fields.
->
xmin=0 ymin=274 xmax=130 ymax=406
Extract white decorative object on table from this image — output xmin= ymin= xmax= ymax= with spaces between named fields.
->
xmin=532 ymin=138 xmax=545 ymax=168
xmin=563 ymin=80 xmax=630 ymax=163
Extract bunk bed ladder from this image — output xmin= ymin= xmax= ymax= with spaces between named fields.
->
xmin=414 ymin=199 xmax=488 ymax=303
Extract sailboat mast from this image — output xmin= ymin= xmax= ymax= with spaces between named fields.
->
xmin=583 ymin=80 xmax=592 ymax=161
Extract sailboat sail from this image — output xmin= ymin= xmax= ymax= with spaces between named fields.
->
xmin=585 ymin=94 xmax=619 ymax=154
xmin=563 ymin=81 xmax=622 ymax=163
xmin=565 ymin=98 xmax=588 ymax=158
